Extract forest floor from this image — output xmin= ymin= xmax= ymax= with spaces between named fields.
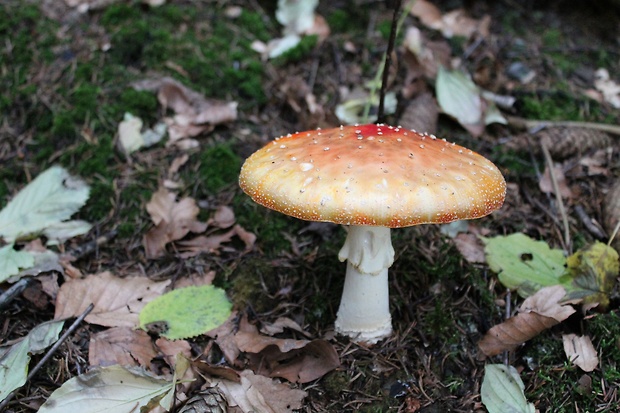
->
xmin=2 ymin=0 xmax=620 ymax=412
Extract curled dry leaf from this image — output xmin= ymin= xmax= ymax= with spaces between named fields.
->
xmin=144 ymin=187 xmax=207 ymax=259
xmin=176 ymin=225 xmax=256 ymax=258
xmin=54 ymin=271 xmax=171 ymax=327
xmin=562 ymin=334 xmax=599 ymax=372
xmin=478 ymin=286 xmax=577 ymax=358
xmin=89 ymin=327 xmax=157 ymax=367
xmin=213 ymin=369 xmax=306 ymax=413
xmin=398 ymin=92 xmax=439 ymax=134
xmin=234 ymin=316 xmax=339 ymax=383
xmin=409 ymin=0 xmax=490 ymax=39
xmin=132 ymin=77 xmax=237 ymax=146
xmin=539 ymin=163 xmax=573 ymax=199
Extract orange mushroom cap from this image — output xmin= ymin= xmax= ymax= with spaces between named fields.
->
xmin=239 ymin=124 xmax=506 ymax=228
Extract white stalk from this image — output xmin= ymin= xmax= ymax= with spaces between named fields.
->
xmin=335 ymin=225 xmax=394 ymax=343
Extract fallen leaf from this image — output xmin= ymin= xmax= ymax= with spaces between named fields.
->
xmin=176 ymin=225 xmax=255 ymax=258
xmin=403 ymin=26 xmax=451 ymax=81
xmin=436 ymin=67 xmax=506 ymax=137
xmin=209 ymin=206 xmax=236 ymax=229
xmin=563 ymin=334 xmax=599 ymax=372
xmin=0 ymin=244 xmax=34 ymax=282
xmin=0 ymin=166 xmax=90 ymax=243
xmin=398 ymin=92 xmax=439 ymax=134
xmin=38 ymin=365 xmax=175 ymax=413
xmin=481 ymin=364 xmax=535 ymax=413
xmin=260 ymin=317 xmax=310 ymax=337
xmin=234 ymin=317 xmax=339 ymax=383
xmin=539 ymin=164 xmax=573 ymax=199
xmin=0 ymin=320 xmax=65 ymax=401
xmin=144 ymin=187 xmax=207 ymax=259
xmin=483 ymin=233 xmax=567 ymax=297
xmin=478 ymin=286 xmax=577 ymax=357
xmin=335 ymin=91 xmax=397 ymax=125
xmin=453 ymin=232 xmax=486 ymax=263
xmin=155 ymin=338 xmax=192 ymax=368
xmin=89 ymin=327 xmax=157 ymax=367
xmin=139 ymin=285 xmax=232 ymax=340
xmin=410 ymin=0 xmax=490 ymax=39
xmin=594 ymin=68 xmax=620 ymax=108
xmin=214 ymin=369 xmax=306 ymax=413
xmin=54 ymin=271 xmax=170 ymax=327
xmin=132 ymin=77 xmax=237 ymax=146
xmin=206 ymin=311 xmax=241 ymax=365
xmin=118 ymin=113 xmax=167 ymax=155
xmin=43 ymin=220 xmax=93 ymax=245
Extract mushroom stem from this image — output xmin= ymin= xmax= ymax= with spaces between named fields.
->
xmin=335 ymin=225 xmax=394 ymax=343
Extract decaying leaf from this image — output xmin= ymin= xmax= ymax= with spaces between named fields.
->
xmin=234 ymin=316 xmax=339 ymax=383
xmin=0 ymin=244 xmax=34 ymax=283
xmin=0 ymin=166 xmax=90 ymax=243
xmin=562 ymin=334 xmax=599 ymax=372
xmin=481 ymin=364 xmax=535 ymax=413
xmin=213 ymin=369 xmax=306 ymax=413
xmin=144 ymin=187 xmax=207 ymax=259
xmin=398 ymin=92 xmax=439 ymax=134
xmin=118 ymin=112 xmax=167 ymax=155
xmin=0 ymin=320 xmax=65 ymax=402
xmin=335 ymin=91 xmax=397 ymax=125
xmin=436 ymin=66 xmax=506 ymax=137
xmin=402 ymin=26 xmax=451 ymax=82
xmin=132 ymin=77 xmax=237 ymax=147
xmin=176 ymin=225 xmax=256 ymax=258
xmin=594 ymin=68 xmax=620 ymax=108
xmin=55 ymin=271 xmax=170 ymax=327
xmin=478 ymin=286 xmax=577 ymax=357
xmin=539 ymin=163 xmax=574 ymax=199
xmin=89 ymin=327 xmax=157 ymax=367
xmin=409 ymin=0 xmax=491 ymax=39
xmin=561 ymin=241 xmax=619 ymax=309
xmin=139 ymin=285 xmax=233 ymax=340
xmin=38 ymin=365 xmax=175 ymax=413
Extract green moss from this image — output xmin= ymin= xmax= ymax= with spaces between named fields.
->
xmin=519 ymin=93 xmax=584 ymax=121
xmin=50 ymin=112 xmax=77 ymax=140
xmin=196 ymin=144 xmax=242 ymax=194
xmin=82 ymin=179 xmax=115 ymax=222
xmin=237 ymin=10 xmax=271 ymax=43
xmin=119 ymin=89 xmax=159 ymax=122
xmin=71 ymin=84 xmax=101 ymax=122
xmin=101 ymin=3 xmax=141 ymax=26
xmin=276 ymin=35 xmax=318 ymax=64
xmin=326 ymin=10 xmax=353 ymax=33
xmin=229 ymin=257 xmax=282 ymax=312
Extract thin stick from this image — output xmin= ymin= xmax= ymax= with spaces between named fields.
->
xmin=608 ymin=220 xmax=620 ymax=247
xmin=541 ymin=143 xmax=571 ymax=253
xmin=0 ymin=304 xmax=94 ymax=410
xmin=377 ymin=0 xmax=402 ymax=124
xmin=507 ymin=116 xmax=620 ymax=136
xmin=0 ymin=278 xmax=33 ymax=310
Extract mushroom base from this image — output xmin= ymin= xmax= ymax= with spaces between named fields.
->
xmin=334 ymin=263 xmax=392 ymax=343
xmin=335 ymin=226 xmax=394 ymax=344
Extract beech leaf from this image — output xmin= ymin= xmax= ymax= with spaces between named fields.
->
xmin=38 ymin=365 xmax=174 ymax=413
xmin=481 ymin=364 xmax=535 ymax=413
xmin=139 ymin=285 xmax=232 ymax=339
xmin=562 ymin=334 xmax=599 ymax=372
xmin=0 ymin=244 xmax=34 ymax=282
xmin=0 ymin=166 xmax=90 ymax=243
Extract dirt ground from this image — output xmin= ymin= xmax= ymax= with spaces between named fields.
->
xmin=1 ymin=0 xmax=620 ymax=412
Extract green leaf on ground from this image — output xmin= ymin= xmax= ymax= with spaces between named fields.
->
xmin=139 ymin=285 xmax=232 ymax=340
xmin=0 ymin=244 xmax=34 ymax=282
xmin=483 ymin=233 xmax=566 ymax=297
xmin=38 ymin=365 xmax=174 ymax=413
xmin=0 ymin=320 xmax=65 ymax=402
xmin=481 ymin=364 xmax=535 ymax=413
xmin=0 ymin=166 xmax=90 ymax=243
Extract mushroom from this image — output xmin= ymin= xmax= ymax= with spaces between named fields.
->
xmin=239 ymin=124 xmax=506 ymax=343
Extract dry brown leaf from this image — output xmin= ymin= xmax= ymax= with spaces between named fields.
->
xmin=402 ymin=27 xmax=451 ymax=82
xmin=234 ymin=317 xmax=339 ymax=383
xmin=399 ymin=92 xmax=439 ymax=134
xmin=206 ymin=311 xmax=241 ymax=365
xmin=144 ymin=187 xmax=207 ymax=258
xmin=54 ymin=271 xmax=170 ymax=327
xmin=155 ymin=337 xmax=192 ymax=368
xmin=478 ymin=286 xmax=577 ymax=357
xmin=453 ymin=232 xmax=486 ymax=263
xmin=539 ymin=164 xmax=573 ymax=199
xmin=177 ymin=225 xmax=255 ymax=258
xmin=208 ymin=206 xmax=236 ymax=229
xmin=260 ymin=317 xmax=310 ymax=337
xmin=173 ymin=271 xmax=216 ymax=289
xmin=89 ymin=327 xmax=157 ymax=367
xmin=410 ymin=0 xmax=490 ymax=39
xmin=213 ymin=370 xmax=306 ymax=413
xmin=133 ymin=77 xmax=237 ymax=146
xmin=562 ymin=334 xmax=599 ymax=372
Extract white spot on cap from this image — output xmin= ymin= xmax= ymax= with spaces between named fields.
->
xmin=300 ymin=163 xmax=313 ymax=172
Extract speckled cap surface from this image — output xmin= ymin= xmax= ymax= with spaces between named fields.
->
xmin=239 ymin=124 xmax=506 ymax=227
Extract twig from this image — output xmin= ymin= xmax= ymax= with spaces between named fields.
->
xmin=0 ymin=304 xmax=94 ymax=410
xmin=377 ymin=0 xmax=402 ymax=124
xmin=608 ymin=220 xmax=620 ymax=247
xmin=0 ymin=278 xmax=33 ymax=310
xmin=541 ymin=143 xmax=572 ymax=254
xmin=507 ymin=116 xmax=620 ymax=136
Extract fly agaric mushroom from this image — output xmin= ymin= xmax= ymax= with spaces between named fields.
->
xmin=239 ymin=124 xmax=505 ymax=343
